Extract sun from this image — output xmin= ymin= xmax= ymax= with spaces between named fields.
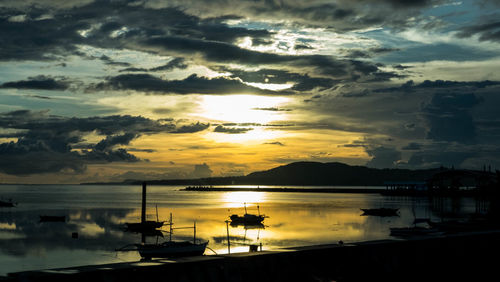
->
xmin=196 ymin=95 xmax=290 ymax=124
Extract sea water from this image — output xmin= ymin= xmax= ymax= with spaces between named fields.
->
xmin=0 ymin=184 xmax=480 ymax=276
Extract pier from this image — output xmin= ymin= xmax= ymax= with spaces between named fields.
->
xmin=6 ymin=231 xmax=500 ymax=281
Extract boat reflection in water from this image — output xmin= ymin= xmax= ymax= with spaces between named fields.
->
xmin=361 ymin=208 xmax=399 ymax=217
xmin=134 ymin=213 xmax=208 ymax=260
xmin=125 ymin=182 xmax=164 ymax=233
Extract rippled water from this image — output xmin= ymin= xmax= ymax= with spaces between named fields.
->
xmin=0 ymin=184 xmax=482 ymax=276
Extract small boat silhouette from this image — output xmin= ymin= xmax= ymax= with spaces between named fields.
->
xmin=229 ymin=203 xmax=268 ymax=225
xmin=0 ymin=199 xmax=16 ymax=207
xmin=361 ymin=208 xmax=399 ymax=217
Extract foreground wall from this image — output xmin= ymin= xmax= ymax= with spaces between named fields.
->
xmin=8 ymin=231 xmax=500 ymax=282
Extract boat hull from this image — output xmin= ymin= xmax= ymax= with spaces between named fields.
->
xmin=230 ymin=214 xmax=265 ymax=224
xmin=0 ymin=200 xmax=15 ymax=207
xmin=138 ymin=241 xmax=208 ymax=258
xmin=361 ymin=208 xmax=399 ymax=217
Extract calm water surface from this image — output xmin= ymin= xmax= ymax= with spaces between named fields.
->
xmin=0 ymin=184 xmax=481 ymax=276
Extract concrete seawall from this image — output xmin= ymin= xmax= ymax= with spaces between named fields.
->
xmin=7 ymin=231 xmax=500 ymax=282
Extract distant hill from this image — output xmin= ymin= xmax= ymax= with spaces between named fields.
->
xmin=241 ymin=162 xmax=441 ymax=186
xmin=96 ymin=161 xmax=444 ymax=186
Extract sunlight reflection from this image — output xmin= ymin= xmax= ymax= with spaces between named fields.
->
xmin=221 ymin=192 xmax=267 ymax=208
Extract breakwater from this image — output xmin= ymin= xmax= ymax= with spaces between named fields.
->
xmin=7 ymin=231 xmax=500 ymax=282
xmin=184 ymin=186 xmax=385 ymax=193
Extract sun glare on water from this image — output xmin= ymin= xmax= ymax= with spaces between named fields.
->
xmin=221 ymin=192 xmax=267 ymax=208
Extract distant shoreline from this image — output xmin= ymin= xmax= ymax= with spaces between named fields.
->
xmin=183 ymin=186 xmax=385 ymax=193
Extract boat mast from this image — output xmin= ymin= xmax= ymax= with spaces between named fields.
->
xmin=257 ymin=205 xmax=260 ymax=216
xmin=141 ymin=182 xmax=147 ymax=224
xmin=193 ymin=221 xmax=196 ymax=244
xmin=244 ymin=202 xmax=248 ymax=215
xmin=225 ymin=220 xmax=231 ymax=254
xmin=156 ymin=204 xmax=159 ymax=222
xmin=169 ymin=213 xmax=173 ymax=242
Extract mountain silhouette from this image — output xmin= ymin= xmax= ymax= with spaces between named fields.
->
xmin=103 ymin=162 xmax=443 ymax=186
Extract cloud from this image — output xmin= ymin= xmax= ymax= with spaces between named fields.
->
xmin=213 ymin=125 xmax=253 ymax=134
xmin=91 ymin=73 xmax=281 ymax=95
xmin=0 ymin=1 xmax=274 ymax=61
xmin=422 ymin=92 xmax=483 ymax=144
xmin=365 ymin=146 xmax=402 ymax=168
xmin=264 ymin=141 xmax=285 ymax=146
xmin=456 ymin=19 xmax=500 ymax=42
xmin=0 ymin=75 xmax=70 ymax=90
xmin=252 ymin=107 xmax=292 ymax=112
xmin=401 ymin=142 xmax=422 ymax=150
xmin=94 ymin=133 xmax=138 ymax=151
xmin=0 ymin=110 xmax=207 ymax=175
xmin=219 ymin=67 xmax=340 ymax=92
xmin=190 ymin=163 xmax=212 ymax=178
xmin=171 ymin=122 xmax=210 ymax=133
xmin=120 ymin=58 xmax=188 ymax=72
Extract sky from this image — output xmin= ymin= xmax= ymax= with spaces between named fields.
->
xmin=0 ymin=0 xmax=500 ymax=183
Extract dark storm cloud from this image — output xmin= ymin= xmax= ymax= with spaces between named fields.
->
xmin=0 ymin=76 xmax=70 ymax=90
xmin=98 ymin=55 xmax=131 ymax=67
xmin=0 ymin=110 xmax=206 ymax=175
xmin=402 ymin=142 xmax=422 ymax=150
xmin=213 ymin=125 xmax=253 ymax=134
xmin=405 ymin=148 xmax=475 ymax=169
xmin=379 ymin=43 xmax=499 ymax=63
xmin=375 ymin=80 xmax=500 ymax=93
xmin=219 ymin=67 xmax=339 ymax=92
xmin=91 ymin=73 xmax=281 ymax=95
xmin=120 ymin=58 xmax=188 ymax=72
xmin=131 ymin=33 xmax=392 ymax=81
xmin=94 ymin=133 xmax=138 ymax=151
xmin=340 ymin=47 xmax=400 ymax=59
xmin=171 ymin=122 xmax=210 ymax=133
xmin=0 ymin=1 xmax=274 ymax=62
xmin=0 ymin=1 xmax=400 ymax=85
xmin=297 ymin=79 xmax=500 ymax=169
xmin=365 ymin=146 xmax=402 ymax=168
xmin=456 ymin=19 xmax=500 ymax=42
xmin=422 ymin=92 xmax=483 ymax=144
xmin=0 ymin=11 xmax=85 ymax=61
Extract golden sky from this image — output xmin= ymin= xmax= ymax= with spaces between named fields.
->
xmin=1 ymin=0 xmax=500 ymax=183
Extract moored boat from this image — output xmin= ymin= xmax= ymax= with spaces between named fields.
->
xmin=361 ymin=208 xmax=399 ymax=217
xmin=136 ymin=213 xmax=207 ymax=259
xmin=0 ymin=199 xmax=16 ymax=207
xmin=230 ymin=203 xmax=268 ymax=224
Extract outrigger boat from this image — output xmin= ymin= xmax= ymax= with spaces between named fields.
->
xmin=230 ymin=203 xmax=268 ymax=225
xmin=136 ymin=213 xmax=207 ymax=259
